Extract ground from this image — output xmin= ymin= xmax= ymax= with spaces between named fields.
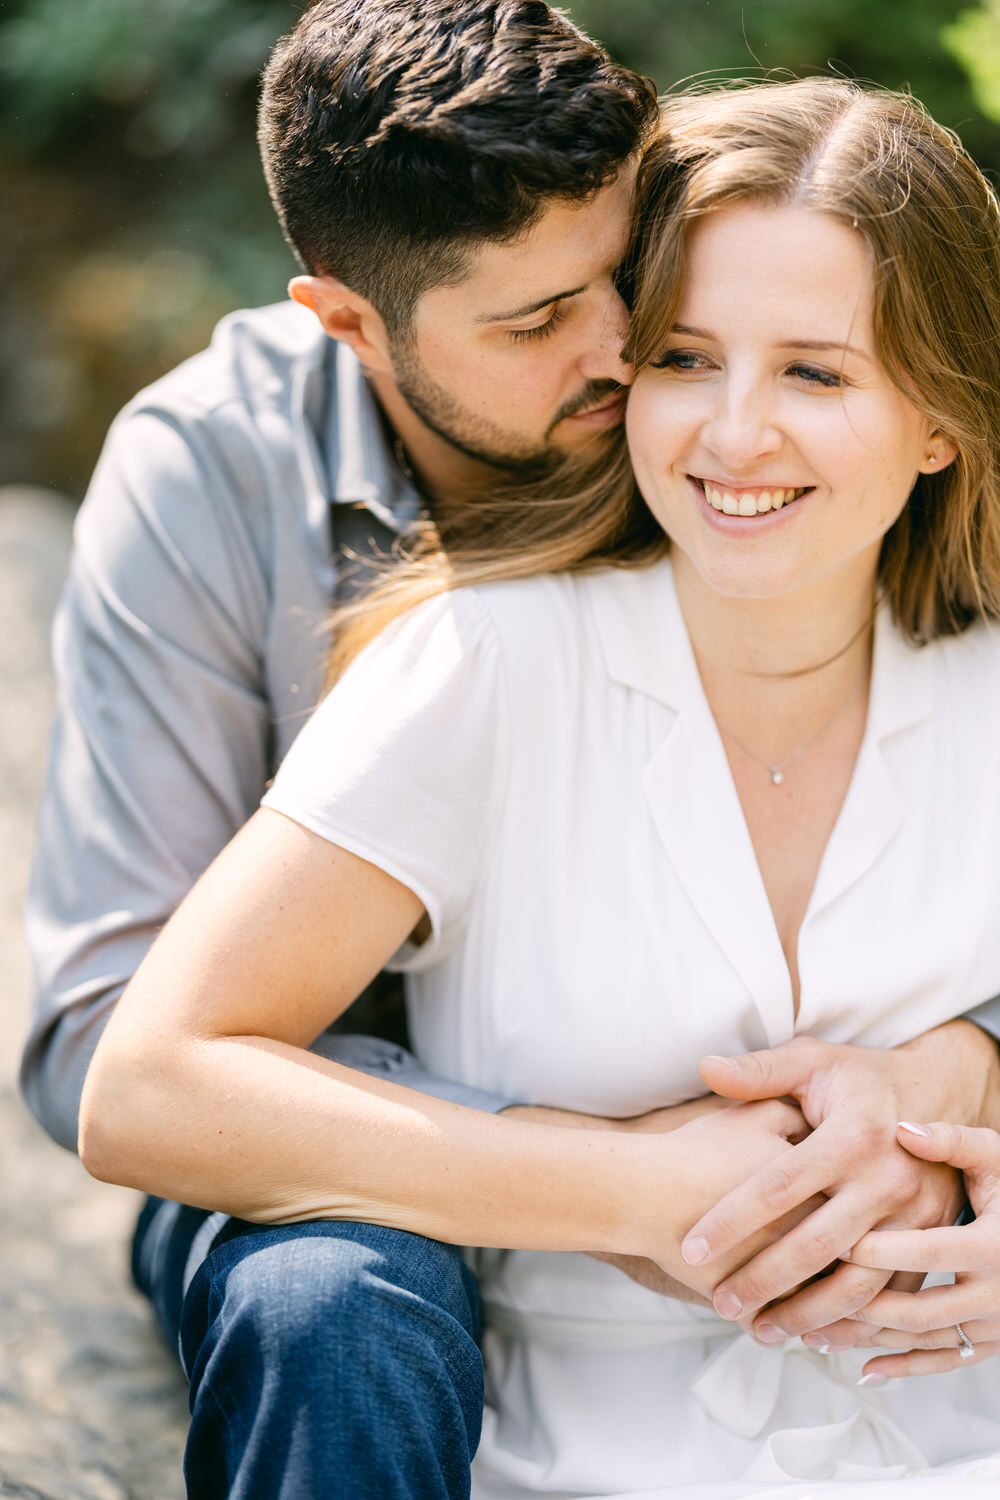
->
xmin=0 ymin=487 xmax=188 ymax=1499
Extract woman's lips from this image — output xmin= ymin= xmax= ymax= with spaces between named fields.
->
xmin=692 ymin=476 xmax=812 ymax=516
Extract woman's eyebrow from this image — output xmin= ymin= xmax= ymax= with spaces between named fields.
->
xmin=475 ymin=286 xmax=586 ymax=324
xmin=672 ymin=325 xmax=872 ymax=362
xmin=784 ymin=339 xmax=873 ymax=361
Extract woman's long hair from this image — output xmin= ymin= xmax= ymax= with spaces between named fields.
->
xmin=626 ymin=77 xmax=1000 ymax=644
xmin=330 ymin=76 xmax=1000 ymax=684
xmin=326 ymin=431 xmax=664 ymax=684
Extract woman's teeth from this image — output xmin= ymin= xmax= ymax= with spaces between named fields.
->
xmin=701 ymin=481 xmax=807 ymax=516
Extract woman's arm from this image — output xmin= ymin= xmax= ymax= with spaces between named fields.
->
xmin=79 ymin=807 xmax=806 ymax=1283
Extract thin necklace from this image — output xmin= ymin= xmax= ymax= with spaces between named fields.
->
xmin=714 ymin=661 xmax=869 ymax=786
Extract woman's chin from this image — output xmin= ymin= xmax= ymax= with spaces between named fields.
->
xmin=669 ymin=543 xmax=811 ymax=605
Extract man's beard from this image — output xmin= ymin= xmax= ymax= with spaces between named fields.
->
xmin=391 ymin=339 xmax=624 ymax=476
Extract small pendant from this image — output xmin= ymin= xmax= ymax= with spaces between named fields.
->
xmin=770 ymin=768 xmax=784 ymax=786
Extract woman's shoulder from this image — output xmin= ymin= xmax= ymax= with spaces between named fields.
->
xmin=454 ymin=558 xmax=672 ymax=644
xmin=927 ymin=615 xmax=1000 ymax=679
xmin=906 ymin=616 xmax=1000 ymax=732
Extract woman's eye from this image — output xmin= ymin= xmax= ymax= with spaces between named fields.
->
xmin=649 ymin=349 xmax=712 ymax=372
xmin=507 ymin=305 xmax=566 ymax=344
xmin=788 ymin=362 xmax=843 ymax=388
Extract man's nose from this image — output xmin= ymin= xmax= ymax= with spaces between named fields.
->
xmin=580 ymin=287 xmax=633 ymax=387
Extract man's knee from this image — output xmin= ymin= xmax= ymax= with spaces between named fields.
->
xmin=180 ymin=1222 xmax=484 ymax=1498
xmin=181 ymin=1219 xmax=483 ymax=1394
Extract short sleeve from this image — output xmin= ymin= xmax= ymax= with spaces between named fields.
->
xmin=262 ymin=588 xmax=508 ymax=969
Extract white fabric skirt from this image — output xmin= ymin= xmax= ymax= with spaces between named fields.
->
xmin=468 ymin=1252 xmax=1000 ymax=1500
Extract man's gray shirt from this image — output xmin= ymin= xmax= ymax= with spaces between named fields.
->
xmin=21 ymin=301 xmax=510 ymax=1153
xmin=21 ymin=300 xmax=1000 ymax=1153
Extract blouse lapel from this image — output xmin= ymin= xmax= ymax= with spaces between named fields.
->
xmin=807 ymin=606 xmax=933 ymax=920
xmin=586 ymin=561 xmax=795 ymax=1044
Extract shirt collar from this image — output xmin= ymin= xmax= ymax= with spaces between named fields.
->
xmin=586 ymin=553 xmax=936 ymax=743
xmin=322 ymin=341 xmax=422 ymax=534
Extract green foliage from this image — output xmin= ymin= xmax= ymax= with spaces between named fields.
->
xmin=0 ymin=0 xmax=295 ymax=150
xmin=944 ymin=0 xmax=1000 ymax=121
xmin=4 ymin=0 xmax=1000 ymax=492
xmin=570 ymin=0 xmax=999 ymax=162
xmin=0 ymin=0 xmax=301 ymax=491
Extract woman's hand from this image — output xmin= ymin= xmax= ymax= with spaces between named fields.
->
xmin=507 ymin=1094 xmax=797 ymax=1305
xmin=802 ymin=1121 xmax=1000 ymax=1378
xmin=675 ymin=1029 xmax=991 ymax=1339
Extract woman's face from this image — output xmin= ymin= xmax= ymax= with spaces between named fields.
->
xmin=626 ymin=200 xmax=951 ymax=606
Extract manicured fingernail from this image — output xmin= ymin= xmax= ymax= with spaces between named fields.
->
xmin=857 ymin=1372 xmax=888 ymax=1387
xmin=898 ymin=1121 xmax=930 ymax=1137
xmin=682 ymin=1236 xmax=710 ymax=1266
xmin=714 ymin=1290 xmax=743 ymax=1319
xmin=702 ymin=1055 xmax=736 ymax=1068
xmin=817 ymin=1343 xmax=852 ymax=1354
xmin=755 ymin=1323 xmax=786 ymax=1345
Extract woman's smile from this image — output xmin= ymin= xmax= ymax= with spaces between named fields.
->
xmin=627 ymin=201 xmax=947 ymax=607
xmin=691 ymin=476 xmax=813 ymax=517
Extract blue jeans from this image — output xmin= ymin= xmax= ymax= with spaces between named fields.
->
xmin=132 ymin=1198 xmax=485 ymax=1499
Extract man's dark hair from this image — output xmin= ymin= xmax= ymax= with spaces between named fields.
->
xmin=258 ymin=0 xmax=658 ymax=337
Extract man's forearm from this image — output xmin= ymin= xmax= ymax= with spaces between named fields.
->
xmin=959 ymin=994 xmax=1000 ymax=1059
xmin=897 ymin=1018 xmax=1000 ymax=1135
xmin=311 ymin=1032 xmax=516 ymax=1114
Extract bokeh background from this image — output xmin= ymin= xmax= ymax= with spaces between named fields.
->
xmin=3 ymin=5 xmax=1000 ymax=1492
xmin=5 ymin=0 xmax=1000 ymax=498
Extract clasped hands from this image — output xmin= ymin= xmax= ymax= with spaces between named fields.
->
xmin=624 ymin=1022 xmax=1000 ymax=1378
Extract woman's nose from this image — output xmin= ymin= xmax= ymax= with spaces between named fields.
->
xmin=700 ymin=383 xmax=782 ymax=469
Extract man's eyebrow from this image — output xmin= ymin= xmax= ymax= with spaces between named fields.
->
xmin=672 ymin=325 xmax=872 ymax=361
xmin=474 ymin=286 xmax=587 ymax=325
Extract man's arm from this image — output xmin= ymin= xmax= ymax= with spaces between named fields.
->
xmin=963 ymin=995 xmax=1000 ymax=1047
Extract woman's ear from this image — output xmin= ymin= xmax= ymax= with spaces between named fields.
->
xmin=289 ymin=275 xmax=394 ymax=374
xmin=918 ymin=431 xmax=959 ymax=475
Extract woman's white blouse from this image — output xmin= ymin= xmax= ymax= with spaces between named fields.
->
xmin=263 ymin=557 xmax=1000 ymax=1497
xmin=265 ymin=556 xmax=1000 ymax=1110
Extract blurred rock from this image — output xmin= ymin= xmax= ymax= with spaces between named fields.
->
xmin=0 ymin=486 xmax=187 ymax=1499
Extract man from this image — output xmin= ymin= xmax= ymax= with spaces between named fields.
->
xmin=22 ymin=2 xmax=1000 ymax=1496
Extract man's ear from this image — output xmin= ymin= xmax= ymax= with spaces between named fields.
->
xmin=289 ymin=275 xmax=394 ymax=374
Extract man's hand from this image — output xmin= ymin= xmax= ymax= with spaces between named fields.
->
xmin=502 ymin=1093 xmax=735 ymax=1135
xmin=677 ymin=1023 xmax=999 ymax=1340
xmin=803 ymin=1122 xmax=1000 ymax=1379
xmin=587 ymin=1251 xmax=713 ymax=1303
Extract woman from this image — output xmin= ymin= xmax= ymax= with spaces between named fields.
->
xmin=807 ymin=1120 xmax=1000 ymax=1378
xmin=80 ymin=78 xmax=1000 ymax=1493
